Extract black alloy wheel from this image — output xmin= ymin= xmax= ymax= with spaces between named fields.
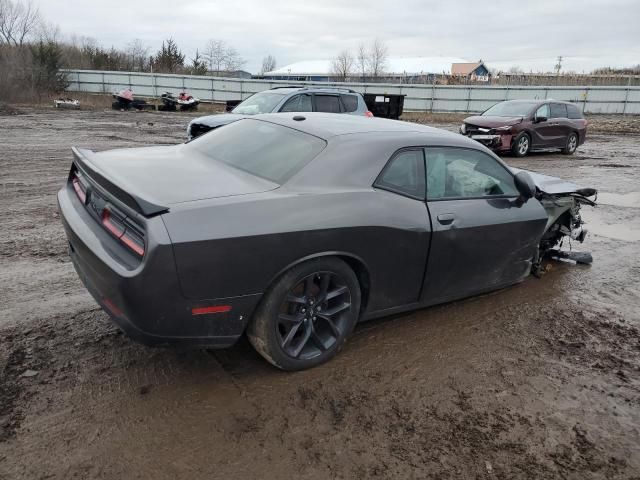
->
xmin=247 ymin=257 xmax=360 ymax=371
xmin=277 ymin=271 xmax=351 ymax=360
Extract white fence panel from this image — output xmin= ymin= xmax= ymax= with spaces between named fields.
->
xmin=61 ymin=69 xmax=640 ymax=115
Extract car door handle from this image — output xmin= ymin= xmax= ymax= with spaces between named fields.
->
xmin=437 ymin=213 xmax=455 ymax=225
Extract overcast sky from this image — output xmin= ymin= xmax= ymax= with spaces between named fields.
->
xmin=37 ymin=0 xmax=639 ymax=73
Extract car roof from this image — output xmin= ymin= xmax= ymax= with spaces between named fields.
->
xmin=252 ymin=112 xmax=454 ymax=140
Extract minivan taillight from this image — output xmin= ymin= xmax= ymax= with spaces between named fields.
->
xmin=101 ymin=207 xmax=145 ymax=257
xmin=365 ymin=111 xmax=374 ymax=117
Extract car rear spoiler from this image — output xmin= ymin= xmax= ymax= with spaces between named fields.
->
xmin=71 ymin=147 xmax=169 ymax=217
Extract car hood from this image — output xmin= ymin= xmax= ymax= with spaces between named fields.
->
xmin=189 ymin=113 xmax=249 ymax=129
xmin=86 ymin=145 xmax=278 ymax=206
xmin=464 ymin=116 xmax=523 ymax=128
xmin=511 ymin=167 xmax=582 ymax=195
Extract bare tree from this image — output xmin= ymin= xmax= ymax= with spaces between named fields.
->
xmin=368 ymin=38 xmax=388 ymax=78
xmin=125 ymin=38 xmax=150 ymax=71
xmin=36 ymin=20 xmax=60 ymax=43
xmin=331 ymin=50 xmax=354 ymax=81
xmin=261 ymin=54 xmax=276 ymax=74
xmin=203 ymin=39 xmax=226 ymax=72
xmin=223 ymin=46 xmax=245 ymax=72
xmin=0 ymin=0 xmax=40 ymax=46
xmin=356 ymin=43 xmax=367 ymax=81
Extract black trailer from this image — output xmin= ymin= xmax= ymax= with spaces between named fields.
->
xmin=225 ymin=100 xmax=242 ymax=112
xmin=363 ymin=93 xmax=405 ymax=120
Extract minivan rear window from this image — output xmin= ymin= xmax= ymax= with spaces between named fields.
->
xmin=566 ymin=104 xmax=583 ymax=119
xmin=189 ymin=119 xmax=326 ymax=184
xmin=340 ymin=94 xmax=358 ymax=112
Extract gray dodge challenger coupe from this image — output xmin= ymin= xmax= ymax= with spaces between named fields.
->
xmin=58 ymin=113 xmax=596 ymax=370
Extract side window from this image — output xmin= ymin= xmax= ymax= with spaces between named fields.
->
xmin=535 ymin=104 xmax=549 ymax=119
xmin=425 ymin=148 xmax=518 ymax=200
xmin=340 ymin=94 xmax=358 ymax=112
xmin=280 ymin=94 xmax=312 ymax=113
xmin=374 ymin=150 xmax=425 ymax=199
xmin=298 ymin=94 xmax=313 ymax=112
xmin=566 ymin=104 xmax=583 ymax=119
xmin=550 ymin=103 xmax=568 ymax=118
xmin=315 ymin=95 xmax=341 ymax=113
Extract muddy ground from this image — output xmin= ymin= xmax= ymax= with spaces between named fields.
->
xmin=1 ymin=107 xmax=639 ymax=479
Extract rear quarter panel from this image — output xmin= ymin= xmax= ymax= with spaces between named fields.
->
xmin=162 ymin=190 xmax=431 ymax=313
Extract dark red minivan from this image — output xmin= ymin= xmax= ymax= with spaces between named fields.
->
xmin=460 ymin=100 xmax=587 ymax=157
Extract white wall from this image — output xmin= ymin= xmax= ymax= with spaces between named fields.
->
xmin=62 ymin=69 xmax=640 ymax=114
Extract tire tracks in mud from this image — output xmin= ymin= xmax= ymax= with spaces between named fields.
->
xmin=1 ymin=108 xmax=640 ymax=478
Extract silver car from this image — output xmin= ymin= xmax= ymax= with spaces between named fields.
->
xmin=187 ymin=87 xmax=372 ymax=139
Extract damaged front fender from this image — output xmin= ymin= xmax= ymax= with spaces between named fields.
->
xmin=510 ymin=167 xmax=598 ymax=275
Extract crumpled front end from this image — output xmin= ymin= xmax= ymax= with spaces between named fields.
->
xmin=534 ymin=186 xmax=597 ymax=274
xmin=510 ymin=167 xmax=598 ymax=274
xmin=460 ymin=119 xmax=520 ymax=152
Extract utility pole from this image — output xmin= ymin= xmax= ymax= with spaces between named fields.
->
xmin=555 ymin=56 xmax=563 ymax=75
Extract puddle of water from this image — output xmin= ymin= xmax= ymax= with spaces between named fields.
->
xmin=596 ymin=191 xmax=640 ymax=208
xmin=582 ymin=207 xmax=640 ymax=242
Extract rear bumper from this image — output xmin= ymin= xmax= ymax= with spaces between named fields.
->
xmin=57 ymin=185 xmax=261 ymax=348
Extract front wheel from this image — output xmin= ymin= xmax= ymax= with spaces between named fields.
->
xmin=247 ymin=257 xmax=361 ymax=371
xmin=512 ymin=133 xmax=531 ymax=157
xmin=562 ymin=132 xmax=578 ymax=155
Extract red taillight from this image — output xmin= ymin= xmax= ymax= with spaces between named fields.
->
xmin=101 ymin=209 xmax=125 ymax=237
xmin=72 ymin=175 xmax=86 ymax=203
xmin=191 ymin=305 xmax=232 ymax=315
xmin=120 ymin=232 xmax=145 ymax=256
xmin=101 ymin=207 xmax=145 ymax=257
xmin=365 ymin=111 xmax=374 ymax=117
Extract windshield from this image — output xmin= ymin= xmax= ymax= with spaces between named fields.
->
xmin=482 ymin=101 xmax=538 ymax=117
xmin=232 ymin=92 xmax=286 ymax=115
xmin=187 ymin=119 xmax=326 ymax=184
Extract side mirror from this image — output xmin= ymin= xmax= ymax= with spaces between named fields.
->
xmin=514 ymin=171 xmax=536 ymax=202
xmin=535 ymin=115 xmax=547 ymax=123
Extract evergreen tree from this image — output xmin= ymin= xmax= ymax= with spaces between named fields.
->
xmin=152 ymin=38 xmax=184 ymax=73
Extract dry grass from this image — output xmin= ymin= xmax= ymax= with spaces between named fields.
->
xmin=401 ymin=112 xmax=468 ymax=125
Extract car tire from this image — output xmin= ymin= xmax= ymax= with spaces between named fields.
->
xmin=247 ymin=257 xmax=361 ymax=371
xmin=512 ymin=133 xmax=531 ymax=157
xmin=562 ymin=132 xmax=579 ymax=155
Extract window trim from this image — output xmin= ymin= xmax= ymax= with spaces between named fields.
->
xmin=373 ymin=147 xmax=426 ymax=201
xmin=534 ymin=103 xmax=550 ymax=119
xmin=424 ymin=146 xmax=520 ymax=202
xmin=279 ymin=94 xmax=299 ymax=113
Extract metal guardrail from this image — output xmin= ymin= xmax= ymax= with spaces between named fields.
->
xmin=61 ymin=69 xmax=640 ymax=114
